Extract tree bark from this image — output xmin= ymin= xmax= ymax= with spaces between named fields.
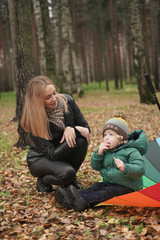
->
xmin=130 ymin=0 xmax=154 ymax=104
xmin=13 ymin=0 xmax=37 ymax=148
xmin=109 ymin=0 xmax=119 ymax=89
xmin=150 ymin=0 xmax=159 ymax=90
xmin=51 ymin=0 xmax=64 ymax=89
xmin=98 ymin=0 xmax=109 ymax=91
xmin=40 ymin=0 xmax=55 ymax=78
xmin=80 ymin=0 xmax=88 ymax=84
xmin=8 ymin=0 xmax=16 ymax=91
xmin=32 ymin=0 xmax=46 ymax=75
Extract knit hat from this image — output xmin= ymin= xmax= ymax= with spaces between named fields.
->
xmin=103 ymin=111 xmax=128 ymax=141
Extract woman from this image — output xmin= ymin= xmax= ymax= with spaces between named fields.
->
xmin=21 ymin=76 xmax=90 ymax=193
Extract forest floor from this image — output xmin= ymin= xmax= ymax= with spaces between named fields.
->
xmin=0 ymin=89 xmax=160 ymax=239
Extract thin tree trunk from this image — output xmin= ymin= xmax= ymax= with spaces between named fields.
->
xmin=40 ymin=0 xmax=55 ymax=78
xmin=51 ymin=0 xmax=64 ymax=89
xmin=32 ymin=0 xmax=46 ymax=75
xmin=8 ymin=0 xmax=16 ymax=91
xmin=150 ymin=0 xmax=159 ymax=90
xmin=80 ymin=0 xmax=88 ymax=84
xmin=109 ymin=0 xmax=119 ymax=89
xmin=0 ymin=17 xmax=7 ymax=91
xmin=98 ymin=0 xmax=109 ymax=91
xmin=142 ymin=0 xmax=150 ymax=74
xmin=32 ymin=13 xmax=40 ymax=73
xmin=61 ymin=0 xmax=73 ymax=93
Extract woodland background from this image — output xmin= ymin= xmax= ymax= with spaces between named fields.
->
xmin=1 ymin=0 xmax=160 ymax=147
xmin=0 ymin=0 xmax=160 ymax=95
xmin=0 ymin=0 xmax=160 ymax=239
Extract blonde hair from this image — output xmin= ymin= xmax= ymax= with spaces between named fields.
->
xmin=117 ymin=134 xmax=128 ymax=145
xmin=21 ymin=76 xmax=67 ymax=140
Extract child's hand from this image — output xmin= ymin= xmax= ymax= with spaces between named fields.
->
xmin=114 ymin=157 xmax=124 ymax=172
xmin=98 ymin=142 xmax=110 ymax=154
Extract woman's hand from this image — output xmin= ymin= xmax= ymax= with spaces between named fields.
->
xmin=75 ymin=126 xmax=90 ymax=144
xmin=60 ymin=126 xmax=76 ymax=148
xmin=114 ymin=157 xmax=124 ymax=172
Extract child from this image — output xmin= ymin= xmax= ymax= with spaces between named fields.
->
xmin=54 ymin=112 xmax=148 ymax=211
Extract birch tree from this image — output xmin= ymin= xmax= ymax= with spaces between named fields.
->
xmin=53 ymin=0 xmax=82 ymax=94
xmin=52 ymin=0 xmax=64 ymax=89
xmin=130 ymin=0 xmax=154 ymax=104
xmin=32 ymin=0 xmax=46 ymax=75
xmin=150 ymin=0 xmax=159 ymax=90
xmin=40 ymin=0 xmax=55 ymax=78
xmin=61 ymin=0 xmax=72 ymax=93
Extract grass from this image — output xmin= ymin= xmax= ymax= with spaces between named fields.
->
xmin=0 ymin=91 xmax=16 ymax=107
xmin=82 ymin=81 xmax=138 ymax=98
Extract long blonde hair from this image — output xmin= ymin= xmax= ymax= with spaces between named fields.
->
xmin=21 ymin=76 xmax=67 ymax=140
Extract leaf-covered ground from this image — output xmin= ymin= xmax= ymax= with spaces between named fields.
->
xmin=0 ymin=90 xmax=160 ymax=239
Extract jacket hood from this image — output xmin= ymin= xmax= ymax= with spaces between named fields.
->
xmin=114 ymin=129 xmax=148 ymax=156
xmin=124 ymin=129 xmax=148 ymax=155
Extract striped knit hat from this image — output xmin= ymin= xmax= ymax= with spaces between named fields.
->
xmin=103 ymin=112 xmax=128 ymax=141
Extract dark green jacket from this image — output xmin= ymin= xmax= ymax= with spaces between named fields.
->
xmin=91 ymin=130 xmax=148 ymax=191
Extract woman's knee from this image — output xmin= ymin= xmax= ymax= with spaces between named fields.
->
xmin=56 ymin=165 xmax=76 ymax=185
xmin=76 ymin=137 xmax=88 ymax=150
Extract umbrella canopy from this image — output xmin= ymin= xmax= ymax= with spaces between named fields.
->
xmin=97 ymin=137 xmax=160 ymax=207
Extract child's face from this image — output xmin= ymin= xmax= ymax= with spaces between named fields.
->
xmin=103 ymin=129 xmax=123 ymax=150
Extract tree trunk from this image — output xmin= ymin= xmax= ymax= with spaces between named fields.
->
xmin=142 ymin=0 xmax=150 ymax=74
xmin=0 ymin=16 xmax=7 ymax=91
xmin=51 ymin=0 xmax=64 ymax=89
xmin=69 ymin=0 xmax=82 ymax=94
xmin=32 ymin=13 xmax=40 ymax=73
xmin=150 ymin=0 xmax=159 ymax=90
xmin=40 ymin=0 xmax=55 ymax=78
xmin=32 ymin=0 xmax=46 ymax=75
xmin=80 ymin=0 xmax=88 ymax=84
xmin=8 ymin=0 xmax=16 ymax=91
xmin=13 ymin=0 xmax=37 ymax=148
xmin=98 ymin=0 xmax=109 ymax=91
xmin=109 ymin=0 xmax=119 ymax=89
xmin=60 ymin=0 xmax=72 ymax=93
xmin=130 ymin=0 xmax=154 ymax=104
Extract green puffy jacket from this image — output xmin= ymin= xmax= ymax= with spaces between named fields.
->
xmin=91 ymin=130 xmax=148 ymax=191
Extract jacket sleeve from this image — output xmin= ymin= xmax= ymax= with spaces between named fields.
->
xmin=31 ymin=135 xmax=77 ymax=161
xmin=65 ymin=94 xmax=90 ymax=131
xmin=91 ymin=150 xmax=104 ymax=171
xmin=123 ymin=148 xmax=145 ymax=179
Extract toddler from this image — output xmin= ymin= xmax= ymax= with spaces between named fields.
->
xmin=55 ymin=112 xmax=148 ymax=211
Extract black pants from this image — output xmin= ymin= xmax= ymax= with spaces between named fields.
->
xmin=79 ymin=182 xmax=134 ymax=207
xmin=27 ymin=137 xmax=88 ymax=186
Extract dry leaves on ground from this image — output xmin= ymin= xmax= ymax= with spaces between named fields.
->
xmin=0 ymin=92 xmax=160 ymax=239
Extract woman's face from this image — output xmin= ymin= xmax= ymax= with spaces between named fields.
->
xmin=44 ymin=84 xmax=58 ymax=109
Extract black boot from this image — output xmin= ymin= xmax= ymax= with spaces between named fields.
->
xmin=36 ymin=178 xmax=53 ymax=193
xmin=71 ymin=178 xmax=86 ymax=190
xmin=54 ymin=187 xmax=72 ymax=210
xmin=67 ymin=185 xmax=88 ymax=212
